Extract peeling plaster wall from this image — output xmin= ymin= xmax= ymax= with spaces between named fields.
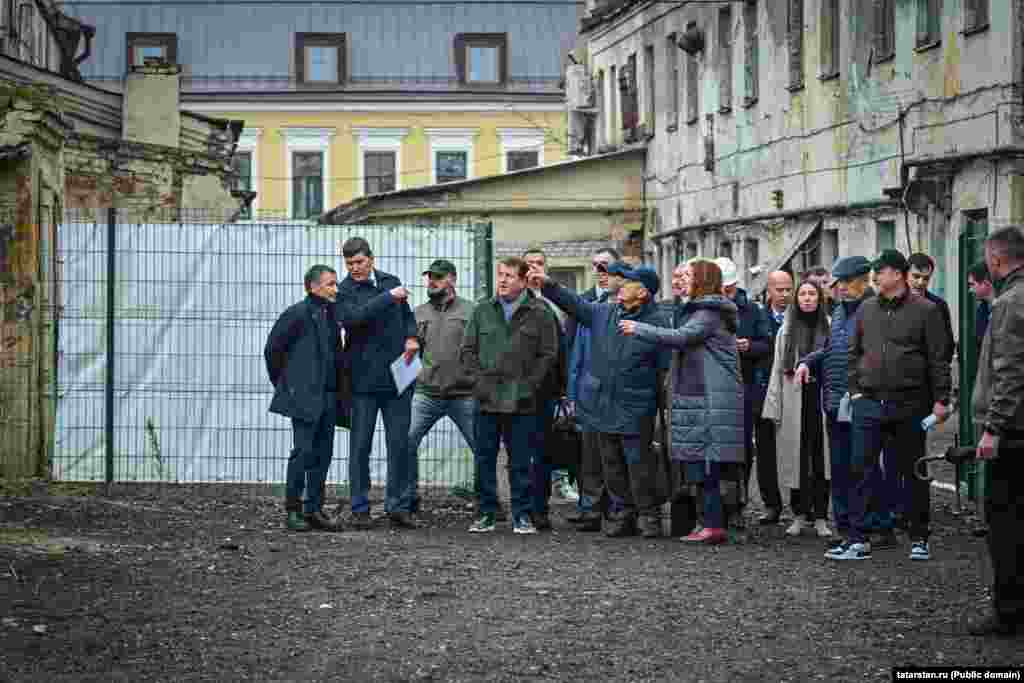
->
xmin=584 ymin=0 xmax=1023 ymax=324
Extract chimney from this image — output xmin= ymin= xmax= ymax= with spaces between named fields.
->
xmin=122 ymin=57 xmax=181 ymax=148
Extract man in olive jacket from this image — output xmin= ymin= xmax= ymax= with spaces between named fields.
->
xmin=408 ymin=259 xmax=476 ymax=512
xmin=265 ymin=264 xmax=344 ymax=532
xmin=833 ymin=249 xmax=952 ymax=562
xmin=459 ymin=256 xmax=559 ymax=534
xmin=968 ymin=226 xmax=1024 ymax=636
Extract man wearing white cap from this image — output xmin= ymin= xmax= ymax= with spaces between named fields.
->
xmin=715 ymin=257 xmax=776 ymax=523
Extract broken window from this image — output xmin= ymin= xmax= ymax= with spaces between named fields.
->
xmin=787 ymin=0 xmax=804 ymax=91
xmin=873 ymin=0 xmax=895 ymax=62
xmin=718 ymin=6 xmax=732 ymax=112
xmin=743 ymin=1 xmax=759 ymax=106
xmin=820 ymin=0 xmax=839 ymax=79
xmin=620 ymin=53 xmax=639 ymax=132
xmin=916 ymin=0 xmax=941 ymax=47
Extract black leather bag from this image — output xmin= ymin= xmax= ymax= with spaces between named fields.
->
xmin=545 ymin=399 xmax=582 ymax=468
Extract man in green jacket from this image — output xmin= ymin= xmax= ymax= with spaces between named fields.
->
xmin=460 ymin=256 xmax=559 ymax=534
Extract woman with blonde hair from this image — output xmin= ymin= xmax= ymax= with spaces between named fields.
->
xmin=620 ymin=259 xmax=745 ymax=544
xmin=763 ymin=280 xmax=832 ymax=537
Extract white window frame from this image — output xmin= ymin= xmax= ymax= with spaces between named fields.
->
xmin=352 ymin=127 xmax=409 ymax=198
xmin=280 ymin=127 xmax=336 ymax=221
xmin=425 ymin=128 xmax=477 ymax=185
xmin=497 ymin=128 xmax=545 ymax=174
xmin=234 ymin=127 xmax=261 ymax=220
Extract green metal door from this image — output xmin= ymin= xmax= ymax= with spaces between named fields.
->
xmin=958 ymin=211 xmax=988 ymax=499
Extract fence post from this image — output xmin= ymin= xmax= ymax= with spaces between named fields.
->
xmin=474 ymin=221 xmax=494 ymax=300
xmin=104 ymin=207 xmax=116 ymax=486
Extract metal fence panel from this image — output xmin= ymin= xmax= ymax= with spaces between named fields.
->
xmin=53 ymin=212 xmax=490 ymax=493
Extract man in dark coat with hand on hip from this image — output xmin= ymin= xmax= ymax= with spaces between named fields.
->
xmin=265 ymin=264 xmax=345 ymax=532
xmin=336 ymin=237 xmax=421 ymax=530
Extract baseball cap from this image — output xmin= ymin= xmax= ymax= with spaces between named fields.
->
xmin=422 ymin=259 xmax=457 ymax=278
xmin=621 ymin=265 xmax=660 ymax=296
xmin=872 ymin=249 xmax=910 ymax=273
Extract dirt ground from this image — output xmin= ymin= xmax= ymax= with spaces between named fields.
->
xmin=1 ymin=479 xmax=1021 ymax=683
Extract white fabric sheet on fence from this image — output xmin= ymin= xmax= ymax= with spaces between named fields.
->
xmin=53 ymin=221 xmax=479 ymax=486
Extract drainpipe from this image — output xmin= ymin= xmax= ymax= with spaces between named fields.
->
xmin=650 ymin=198 xmax=900 ymax=242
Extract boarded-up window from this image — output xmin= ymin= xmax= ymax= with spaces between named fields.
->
xmin=787 ymin=0 xmax=804 ymax=91
xmin=873 ymin=0 xmax=895 ymax=61
xmin=363 ymin=151 xmax=396 ymax=195
xmin=718 ymin=6 xmax=732 ymax=112
xmin=685 ymin=24 xmax=699 ymax=125
xmin=916 ymin=0 xmax=940 ymax=47
xmin=743 ymin=1 xmax=759 ymax=105
xmin=964 ymin=0 xmax=989 ymax=32
xmin=666 ymin=33 xmax=679 ymax=126
xmin=820 ymin=0 xmax=839 ymax=79
xmin=644 ymin=44 xmax=656 ymax=129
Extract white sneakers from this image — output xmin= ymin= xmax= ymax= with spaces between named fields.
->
xmin=786 ymin=516 xmax=833 ymax=538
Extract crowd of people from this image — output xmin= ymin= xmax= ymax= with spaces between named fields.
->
xmin=264 ymin=227 xmax=1024 ymax=636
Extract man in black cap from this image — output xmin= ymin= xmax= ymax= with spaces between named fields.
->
xmin=408 ymin=259 xmax=477 ymax=514
xmin=796 ymin=255 xmax=874 ymax=547
xmin=530 ymin=263 xmax=671 ymax=537
xmin=828 ymin=249 xmax=952 ymax=562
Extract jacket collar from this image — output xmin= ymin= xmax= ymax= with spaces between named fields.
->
xmin=619 ymin=299 xmax=655 ymax=320
xmin=877 ymin=285 xmax=911 ymax=309
xmin=998 ymin=264 xmax=1024 ymax=293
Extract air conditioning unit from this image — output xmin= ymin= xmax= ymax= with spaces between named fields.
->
xmin=565 ymin=64 xmax=593 ymax=110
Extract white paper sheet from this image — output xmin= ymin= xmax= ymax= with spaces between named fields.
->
xmin=391 ymin=353 xmax=422 ymax=394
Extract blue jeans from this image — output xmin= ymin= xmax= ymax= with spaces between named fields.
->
xmin=407 ymin=393 xmax=477 ymax=509
xmin=848 ymin=398 xmax=929 ymax=544
xmin=825 ymin=411 xmax=852 ymax=535
xmin=476 ymin=412 xmax=538 ymax=520
xmin=349 ymin=389 xmax=414 ymax=514
xmin=287 ymin=392 xmax=337 ymax=514
xmin=528 ymin=399 xmax=558 ymax=515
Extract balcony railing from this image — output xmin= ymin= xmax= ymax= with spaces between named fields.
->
xmin=83 ymin=73 xmax=564 ymax=95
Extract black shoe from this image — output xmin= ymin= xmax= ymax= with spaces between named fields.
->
xmin=566 ymin=509 xmax=587 ymax=524
xmin=531 ymin=511 xmax=552 ymax=531
xmin=576 ymin=511 xmax=602 ymax=532
xmin=350 ymin=511 xmax=373 ymax=529
xmin=388 ymin=511 xmax=419 ymax=529
xmin=757 ymin=509 xmax=781 ymax=525
xmin=967 ymin=609 xmax=1018 ymax=636
xmin=638 ymin=514 xmax=662 ymax=538
xmin=603 ymin=511 xmax=636 ymax=538
xmin=305 ymin=510 xmax=343 ymax=532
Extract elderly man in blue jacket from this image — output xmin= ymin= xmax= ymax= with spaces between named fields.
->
xmin=265 ymin=264 xmax=345 ymax=533
xmin=336 ymin=237 xmax=420 ymax=529
xmin=531 ymin=263 xmax=671 ymax=538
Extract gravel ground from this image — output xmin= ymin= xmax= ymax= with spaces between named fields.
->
xmin=1 ymin=480 xmax=1021 ymax=683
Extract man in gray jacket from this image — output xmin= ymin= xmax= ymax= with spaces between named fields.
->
xmin=968 ymin=226 xmax=1024 ymax=636
xmin=408 ymin=259 xmax=476 ymax=513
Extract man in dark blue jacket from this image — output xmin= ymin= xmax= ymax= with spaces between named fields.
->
xmin=534 ymin=263 xmax=671 ymax=538
xmin=797 ymin=256 xmax=874 ymax=546
xmin=717 ymin=258 xmax=776 ymax=523
xmin=265 ymin=264 xmax=345 ymax=532
xmin=967 ymin=261 xmax=995 ymax=359
xmin=336 ymin=237 xmax=420 ymax=529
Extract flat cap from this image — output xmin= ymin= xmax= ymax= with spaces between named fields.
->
xmin=873 ymin=249 xmax=910 ymax=273
xmin=607 ymin=261 xmax=632 ymax=276
xmin=422 ymin=258 xmax=457 ymax=277
xmin=831 ymin=256 xmax=872 ymax=282
xmin=621 ymin=265 xmax=660 ymax=296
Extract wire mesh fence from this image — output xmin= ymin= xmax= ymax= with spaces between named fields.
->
xmin=51 ymin=209 xmax=492 ymax=496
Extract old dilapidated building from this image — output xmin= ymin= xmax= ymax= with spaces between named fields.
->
xmin=571 ymin=0 xmax=1022 ymax=354
xmin=0 ymin=0 xmax=248 ymax=477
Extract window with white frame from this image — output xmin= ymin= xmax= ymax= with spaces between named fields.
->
xmin=426 ymin=128 xmax=476 ymax=185
xmin=233 ymin=127 xmax=261 ymax=219
xmin=280 ymin=127 xmax=335 ymax=221
xmin=352 ymin=127 xmax=409 ymax=198
xmin=497 ymin=128 xmax=544 ymax=173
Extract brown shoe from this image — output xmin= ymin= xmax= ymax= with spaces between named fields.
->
xmin=305 ymin=510 xmax=343 ymax=532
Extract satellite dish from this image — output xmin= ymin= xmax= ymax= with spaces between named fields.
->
xmin=902 ymin=179 xmax=941 ymax=217
xmin=677 ymin=24 xmax=705 ymax=56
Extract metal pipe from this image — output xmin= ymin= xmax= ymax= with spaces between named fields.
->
xmin=105 ymin=207 xmax=115 ymax=485
xmin=650 ymin=198 xmax=899 ymax=242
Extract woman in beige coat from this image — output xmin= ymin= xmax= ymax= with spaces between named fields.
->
xmin=762 ymin=281 xmax=832 ymax=538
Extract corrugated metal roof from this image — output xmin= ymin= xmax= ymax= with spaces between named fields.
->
xmin=58 ymin=2 xmax=579 ymax=81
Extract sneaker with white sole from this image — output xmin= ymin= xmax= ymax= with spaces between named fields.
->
xmin=785 ymin=517 xmax=809 ymax=537
xmin=513 ymin=514 xmax=537 ymax=535
xmin=814 ymin=519 xmax=833 ymax=539
xmin=825 ymin=541 xmax=871 ymax=560
xmin=468 ymin=513 xmax=496 ymax=533
xmin=910 ymin=540 xmax=930 ymax=561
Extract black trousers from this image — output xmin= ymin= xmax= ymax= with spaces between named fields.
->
xmin=986 ymin=445 xmax=1024 ymax=624
xmin=598 ymin=416 xmax=662 ymax=516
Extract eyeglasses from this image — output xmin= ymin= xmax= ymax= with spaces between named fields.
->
xmin=592 ymin=262 xmax=609 ymax=273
